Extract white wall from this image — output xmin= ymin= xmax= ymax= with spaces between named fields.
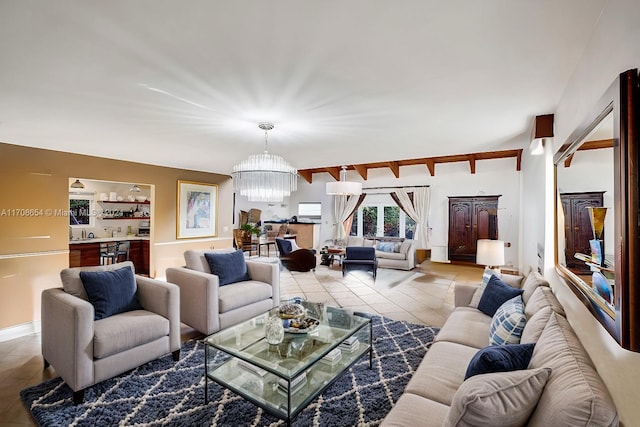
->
xmin=533 ymin=1 xmax=640 ymax=425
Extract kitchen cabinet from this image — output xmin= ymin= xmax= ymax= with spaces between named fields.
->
xmin=69 ymin=239 xmax=149 ymax=275
xmin=560 ymin=192 xmax=605 ymax=275
xmin=448 ymin=196 xmax=500 ymax=263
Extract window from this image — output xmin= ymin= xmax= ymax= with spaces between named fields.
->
xmin=350 ymin=197 xmax=415 ymax=239
xmin=297 ymin=202 xmax=321 ymax=220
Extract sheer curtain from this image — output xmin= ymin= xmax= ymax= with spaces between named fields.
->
xmin=392 ymin=187 xmax=431 ymax=248
xmin=332 ymin=194 xmax=366 ymax=240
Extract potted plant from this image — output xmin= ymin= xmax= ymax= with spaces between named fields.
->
xmin=240 ymin=223 xmax=261 ymax=237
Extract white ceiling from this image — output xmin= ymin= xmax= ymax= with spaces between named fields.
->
xmin=0 ymin=0 xmax=607 ymax=175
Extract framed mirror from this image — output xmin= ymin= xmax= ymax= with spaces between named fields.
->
xmin=554 ymin=69 xmax=640 ymax=351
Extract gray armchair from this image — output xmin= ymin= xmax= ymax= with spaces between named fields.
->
xmin=166 ymin=250 xmax=280 ymax=335
xmin=41 ymin=261 xmax=180 ymax=404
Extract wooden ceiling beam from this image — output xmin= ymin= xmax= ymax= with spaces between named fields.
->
xmin=298 ymin=169 xmax=313 ymax=184
xmin=325 ymin=167 xmax=341 ymax=181
xmin=388 ymin=161 xmax=400 ymax=178
xmin=296 ymin=148 xmax=523 ymax=181
xmin=577 ymin=138 xmax=614 ymax=151
xmin=353 ymin=164 xmax=368 ymax=180
xmin=468 ymin=155 xmax=476 ymax=174
xmin=425 ymin=159 xmax=435 ymax=176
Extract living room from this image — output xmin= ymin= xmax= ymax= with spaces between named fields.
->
xmin=2 ymin=1 xmax=640 ymax=425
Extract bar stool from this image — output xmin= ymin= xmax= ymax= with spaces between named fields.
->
xmin=99 ymin=242 xmax=118 ymax=265
xmin=115 ymin=241 xmax=130 ymax=262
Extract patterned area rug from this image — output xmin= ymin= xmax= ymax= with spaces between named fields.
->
xmin=21 ymin=316 xmax=439 ymax=426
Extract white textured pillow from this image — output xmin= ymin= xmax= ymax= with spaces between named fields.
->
xmin=489 ymin=295 xmax=526 ymax=345
xmin=469 ymin=267 xmax=495 ymax=308
xmin=444 ymin=368 xmax=552 ymax=427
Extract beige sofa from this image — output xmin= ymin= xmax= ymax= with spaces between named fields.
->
xmin=166 ymin=250 xmax=279 ymax=335
xmin=381 ymin=271 xmax=618 ymax=426
xmin=343 ymin=236 xmax=416 ymax=270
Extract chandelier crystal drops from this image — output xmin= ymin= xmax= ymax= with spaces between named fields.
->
xmin=232 ymin=123 xmax=298 ymax=202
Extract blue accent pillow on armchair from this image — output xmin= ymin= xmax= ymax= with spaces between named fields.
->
xmin=80 ymin=266 xmax=142 ymax=320
xmin=464 ymin=343 xmax=536 ymax=380
xmin=477 ymin=274 xmax=524 ymax=317
xmin=204 ymin=250 xmax=251 ymax=286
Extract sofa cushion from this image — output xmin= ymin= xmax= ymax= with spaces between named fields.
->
xmin=520 ymin=306 xmax=554 ymax=344
xmin=184 ymin=249 xmax=235 ymax=274
xmin=524 ymin=286 xmax=564 ymax=320
xmin=218 ymin=280 xmax=273 ymax=313
xmin=435 ymin=307 xmax=493 ymax=348
xmin=489 ymin=295 xmax=526 ymax=345
xmin=527 ymin=312 xmax=618 ymax=427
xmin=80 ymin=265 xmax=142 ymax=320
xmin=399 ymin=240 xmax=413 ymax=255
xmin=204 ymin=250 xmax=251 ymax=286
xmin=375 ymin=251 xmax=406 ymax=260
xmin=93 ymin=309 xmax=169 ymax=359
xmin=376 ymin=241 xmax=395 ymax=252
xmin=464 ymin=343 xmax=535 ymax=379
xmin=478 ymin=275 xmax=523 ymax=317
xmin=404 ymin=341 xmax=478 ymax=406
xmin=379 ymin=393 xmax=449 ymax=427
xmin=469 ymin=267 xmax=494 ymax=308
xmin=60 ymin=261 xmax=136 ymax=301
xmin=521 ymin=271 xmax=550 ymax=304
xmin=445 ymin=368 xmax=552 ymax=427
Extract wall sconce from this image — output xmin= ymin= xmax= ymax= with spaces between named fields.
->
xmin=530 ymin=114 xmax=554 ymax=156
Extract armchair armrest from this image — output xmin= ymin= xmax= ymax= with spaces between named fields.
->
xmin=136 ymin=276 xmax=180 ymax=352
xmin=246 ymin=261 xmax=280 ymax=305
xmin=166 ymin=267 xmax=221 ymax=335
xmin=41 ymin=288 xmax=94 ymax=391
xmin=454 ymin=283 xmax=480 ymax=308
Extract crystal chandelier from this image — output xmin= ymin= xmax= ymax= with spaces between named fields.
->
xmin=232 ymin=122 xmax=298 ymax=202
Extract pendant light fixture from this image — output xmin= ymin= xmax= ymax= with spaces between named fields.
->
xmin=326 ymin=166 xmax=362 ymax=196
xmin=130 ymin=184 xmax=141 ymax=193
xmin=232 ymin=122 xmax=298 ymax=202
xmin=70 ymin=179 xmax=85 ymax=189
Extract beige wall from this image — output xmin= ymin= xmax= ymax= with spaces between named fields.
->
xmin=0 ymin=142 xmax=234 ymax=331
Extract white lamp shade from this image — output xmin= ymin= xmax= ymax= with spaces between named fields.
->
xmin=476 ymin=239 xmax=505 ymax=267
xmin=326 ymin=181 xmax=362 ymax=195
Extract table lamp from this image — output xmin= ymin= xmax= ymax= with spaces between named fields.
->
xmin=476 ymin=239 xmax=505 ymax=274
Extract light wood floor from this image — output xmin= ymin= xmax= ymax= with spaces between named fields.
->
xmin=0 ymin=260 xmax=483 ymax=426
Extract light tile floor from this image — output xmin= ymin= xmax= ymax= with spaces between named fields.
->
xmin=0 ymin=260 xmax=482 ymax=426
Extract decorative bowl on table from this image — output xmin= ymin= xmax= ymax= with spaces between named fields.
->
xmin=135 ymin=195 xmax=147 ymax=202
xmin=282 ymin=317 xmax=320 ymax=334
xmin=278 ymin=302 xmax=306 ymax=319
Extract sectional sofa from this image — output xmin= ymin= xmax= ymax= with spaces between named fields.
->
xmin=381 ymin=271 xmax=618 ymax=426
xmin=343 ymin=236 xmax=416 ymax=270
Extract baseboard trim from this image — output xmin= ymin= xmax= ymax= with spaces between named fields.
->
xmin=0 ymin=321 xmax=41 ymax=343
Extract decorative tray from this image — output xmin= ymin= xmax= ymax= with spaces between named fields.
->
xmin=283 ymin=317 xmax=319 ymax=334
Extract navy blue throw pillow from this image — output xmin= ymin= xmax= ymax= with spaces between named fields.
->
xmin=477 ymin=274 xmax=524 ymax=317
xmin=465 ymin=343 xmax=536 ymax=380
xmin=204 ymin=250 xmax=251 ymax=286
xmin=80 ymin=266 xmax=142 ymax=320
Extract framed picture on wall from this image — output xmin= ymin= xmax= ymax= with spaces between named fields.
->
xmin=176 ymin=180 xmax=218 ymax=239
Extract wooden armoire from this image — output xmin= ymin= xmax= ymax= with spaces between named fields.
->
xmin=448 ymin=196 xmax=500 ymax=263
xmin=559 ymin=191 xmax=605 ymax=274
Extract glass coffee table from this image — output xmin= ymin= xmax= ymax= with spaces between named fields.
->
xmin=204 ymin=302 xmax=372 ymax=426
